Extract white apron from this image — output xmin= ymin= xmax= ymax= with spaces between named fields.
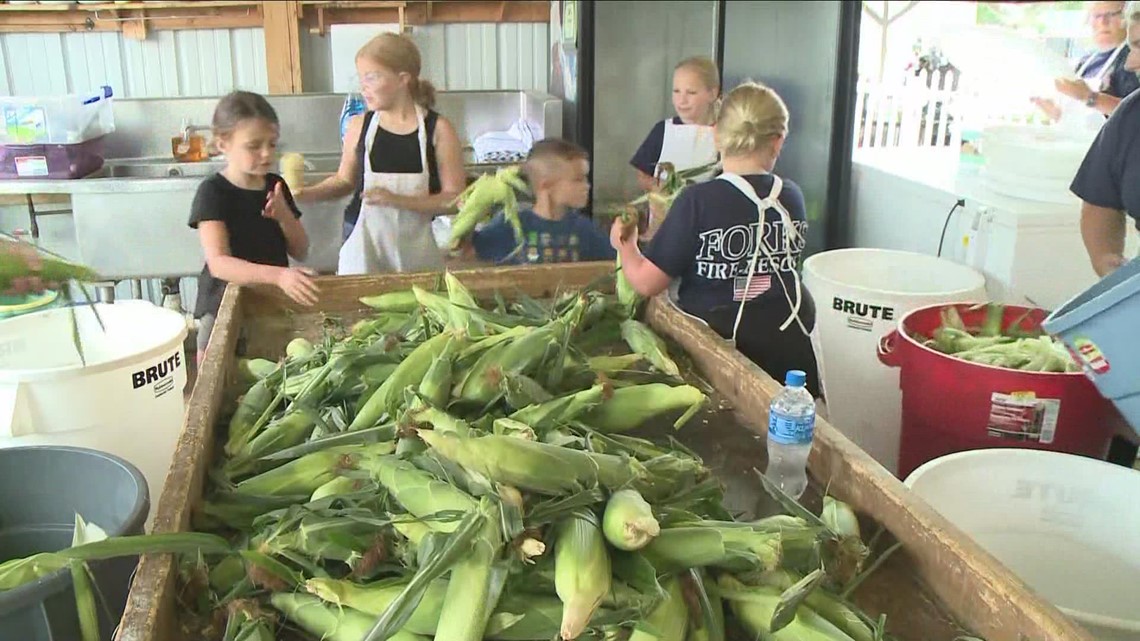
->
xmin=656 ymin=119 xmax=718 ymax=297
xmin=664 ymin=172 xmax=809 ymax=346
xmin=656 ymin=119 xmax=719 ymax=182
xmin=337 ymin=106 xmax=444 ymax=275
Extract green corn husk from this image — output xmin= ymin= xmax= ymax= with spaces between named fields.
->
xmin=363 ymin=455 xmax=479 ymax=533
xmin=615 ymin=254 xmax=644 ymax=319
xmin=821 ymin=496 xmax=860 ymax=539
xmin=351 ymin=331 xmax=457 ymax=431
xmin=286 ymin=337 xmax=317 ymax=360
xmin=0 ymin=250 xmax=99 ymax=292
xmin=602 ymin=489 xmax=660 ymax=551
xmin=225 ymin=409 xmax=320 ymax=477
xmin=416 ymin=428 xmax=645 ymax=496
xmin=587 ymin=353 xmax=644 ymax=374
xmin=306 ymin=577 xmax=447 ymax=635
xmin=581 ymin=383 xmax=707 ymax=432
xmin=756 ymin=570 xmax=874 ymax=641
xmin=418 ymin=334 xmax=463 ymax=408
xmin=508 ymin=384 xmax=607 ymax=432
xmin=238 ymin=358 xmax=278 ymax=383
xmin=454 ymin=321 xmax=568 ymax=406
xmin=445 ymin=271 xmax=490 ymax=337
xmin=641 ymin=525 xmax=783 ymax=573
xmin=620 ymin=320 xmax=680 ymax=378
xmin=271 ymin=593 xmax=428 ymax=641
xmin=224 ymin=378 xmax=276 ymax=457
xmin=360 ymin=290 xmax=420 ymax=313
xmin=555 ymin=510 xmax=611 ymax=640
xmin=718 ymin=576 xmax=857 ymax=641
xmin=234 ymin=444 xmax=390 ymax=497
xmin=628 ymin=576 xmax=687 ymax=641
xmin=501 ymin=372 xmax=554 ymax=409
xmin=310 ymin=475 xmax=369 ymax=503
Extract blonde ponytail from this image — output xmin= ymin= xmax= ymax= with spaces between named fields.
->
xmin=714 ymin=81 xmax=788 ymax=156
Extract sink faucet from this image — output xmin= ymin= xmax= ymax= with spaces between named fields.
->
xmin=180 ymin=121 xmax=211 ymax=141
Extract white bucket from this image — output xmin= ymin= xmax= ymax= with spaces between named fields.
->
xmin=803 ymin=249 xmax=987 ymax=474
xmin=905 ymin=449 xmax=1140 ymax=641
xmin=0 ymin=301 xmax=189 ymax=529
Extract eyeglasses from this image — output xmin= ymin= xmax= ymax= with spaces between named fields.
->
xmin=359 ymin=72 xmax=384 ymax=88
xmin=1090 ymin=9 xmax=1123 ymax=23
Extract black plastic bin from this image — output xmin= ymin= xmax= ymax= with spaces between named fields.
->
xmin=0 ymin=446 xmax=150 ymax=641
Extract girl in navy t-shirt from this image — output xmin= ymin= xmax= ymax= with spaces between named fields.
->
xmin=611 ymin=81 xmax=821 ymax=398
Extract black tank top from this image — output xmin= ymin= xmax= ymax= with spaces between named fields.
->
xmin=344 ymin=110 xmax=442 ymax=226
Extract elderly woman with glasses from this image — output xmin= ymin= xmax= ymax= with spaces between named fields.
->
xmin=296 ymin=33 xmax=466 ymax=275
xmin=1033 ymin=1 xmax=1139 ymax=121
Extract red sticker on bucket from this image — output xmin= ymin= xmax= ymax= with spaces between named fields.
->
xmin=1072 ymin=338 xmax=1110 ymax=375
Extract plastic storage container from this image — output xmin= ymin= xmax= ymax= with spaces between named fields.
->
xmin=802 ymin=248 xmax=987 ymax=475
xmin=0 ymin=445 xmax=149 ymax=641
xmin=0 ymin=136 xmax=105 ymax=180
xmin=0 ymin=86 xmax=114 ymax=145
xmin=0 ymin=301 xmax=189 ymax=529
xmin=879 ymin=303 xmax=1118 ymax=479
xmin=905 ymin=449 xmax=1140 ymax=641
xmin=1043 ymin=256 xmax=1140 ymax=437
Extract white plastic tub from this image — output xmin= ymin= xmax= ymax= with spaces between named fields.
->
xmin=0 ymin=301 xmax=188 ymax=529
xmin=802 ymin=248 xmax=987 ymax=474
xmin=905 ymin=449 xmax=1140 ymax=641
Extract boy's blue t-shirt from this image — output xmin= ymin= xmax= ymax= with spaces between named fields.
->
xmin=473 ymin=208 xmax=616 ymax=265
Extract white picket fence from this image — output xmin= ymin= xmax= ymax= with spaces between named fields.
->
xmin=853 ymin=78 xmax=963 ymax=149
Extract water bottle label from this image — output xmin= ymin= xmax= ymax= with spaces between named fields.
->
xmin=768 ymin=411 xmax=815 ymax=445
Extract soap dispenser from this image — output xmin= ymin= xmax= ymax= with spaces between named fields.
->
xmin=171 ymin=118 xmax=207 ymax=162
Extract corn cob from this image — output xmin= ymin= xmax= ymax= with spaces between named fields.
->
xmin=234 ymin=444 xmax=383 ymax=497
xmin=286 ymin=337 xmax=316 ymax=361
xmin=621 ymin=320 xmax=681 ymax=378
xmin=581 ymin=383 xmax=706 ymax=432
xmin=350 ymin=331 xmax=456 ymax=431
xmin=555 ymin=509 xmax=611 ymax=640
xmin=821 ymin=496 xmax=860 ymax=539
xmin=360 ymin=290 xmax=419 ymax=313
xmin=628 ymin=576 xmax=687 ymax=641
xmin=602 ymin=489 xmax=660 ymax=551
xmin=642 ymin=525 xmax=783 ymax=574
xmin=238 ymin=358 xmax=278 ymax=382
xmin=224 ymin=378 xmax=276 ymax=457
xmin=507 ymin=383 xmax=606 ymax=432
xmin=271 ymin=593 xmax=428 ymax=641
xmin=0 ymin=249 xmax=99 ymax=292
xmin=718 ymin=576 xmax=857 ymax=641
xmin=755 ymin=570 xmax=873 ymax=641
xmin=615 ymin=254 xmax=643 ymax=319
xmin=445 ymin=271 xmax=490 ymax=336
xmin=416 ymin=428 xmax=644 ymax=496
xmin=502 ymin=372 xmax=554 ymax=408
xmin=418 ymin=334 xmax=463 ymax=408
xmin=309 ymin=475 xmax=369 ymax=503
xmin=448 ymin=165 xmax=529 ymax=251
xmin=363 ymin=455 xmax=479 ymax=533
xmin=226 ymin=409 xmax=321 ymax=477
xmin=689 ymin=570 xmax=726 ymax=641
xmin=491 ymin=417 xmax=538 ymax=440
xmin=453 ymin=321 xmax=566 ymax=406
xmin=306 ymin=577 xmax=447 ymax=635
xmin=587 ymin=353 xmax=644 ymax=374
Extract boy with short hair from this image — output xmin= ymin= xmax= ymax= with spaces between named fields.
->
xmin=472 ymin=138 xmax=615 ymax=265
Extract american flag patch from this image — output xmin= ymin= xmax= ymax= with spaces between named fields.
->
xmin=733 ymin=275 xmax=772 ymax=301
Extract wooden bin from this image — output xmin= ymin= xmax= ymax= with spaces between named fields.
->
xmin=115 ymin=263 xmax=1089 ymax=641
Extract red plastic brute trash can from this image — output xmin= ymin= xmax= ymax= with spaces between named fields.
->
xmin=878 ymin=303 xmax=1117 ymax=479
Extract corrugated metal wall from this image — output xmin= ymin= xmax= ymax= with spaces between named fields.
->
xmin=0 ymin=24 xmax=548 ymax=98
xmin=0 ymin=23 xmax=550 ymax=309
xmin=0 ymin=29 xmax=268 ymax=97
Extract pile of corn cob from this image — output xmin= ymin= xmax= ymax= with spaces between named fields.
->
xmin=168 ymin=270 xmax=903 ymax=641
xmin=0 ymin=271 xmax=913 ymax=641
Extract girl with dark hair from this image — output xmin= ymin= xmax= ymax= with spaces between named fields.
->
xmin=188 ymin=90 xmax=317 ymax=364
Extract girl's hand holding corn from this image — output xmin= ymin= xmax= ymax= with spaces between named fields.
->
xmin=610 ymin=213 xmax=639 ymax=250
xmin=276 ymin=266 xmax=320 ymax=308
xmin=1 ymin=239 xmax=55 ymax=295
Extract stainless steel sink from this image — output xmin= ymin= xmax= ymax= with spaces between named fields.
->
xmin=101 ymin=161 xmax=225 ymax=179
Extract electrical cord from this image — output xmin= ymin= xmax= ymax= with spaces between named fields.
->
xmin=936 ymin=198 xmax=967 ymax=258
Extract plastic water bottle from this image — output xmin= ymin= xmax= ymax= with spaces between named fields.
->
xmin=766 ymin=370 xmax=816 ymax=500
xmin=339 ymin=92 xmax=366 ymax=141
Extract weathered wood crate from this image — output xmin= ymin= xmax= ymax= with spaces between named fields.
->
xmin=114 ymin=263 xmax=1089 ymax=641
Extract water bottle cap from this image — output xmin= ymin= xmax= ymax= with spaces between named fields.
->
xmin=784 ymin=370 xmax=806 ymax=387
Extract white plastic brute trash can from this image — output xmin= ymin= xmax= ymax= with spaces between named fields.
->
xmin=0 ymin=301 xmax=188 ymax=528
xmin=906 ymin=450 xmax=1140 ymax=641
xmin=803 ymin=249 xmax=987 ymax=474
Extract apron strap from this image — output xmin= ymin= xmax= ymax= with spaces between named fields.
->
xmin=715 ymin=172 xmax=809 ymax=345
